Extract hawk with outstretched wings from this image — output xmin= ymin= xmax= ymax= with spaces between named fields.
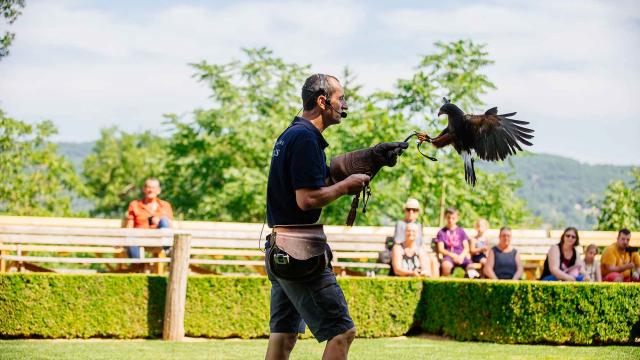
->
xmin=430 ymin=98 xmax=534 ymax=186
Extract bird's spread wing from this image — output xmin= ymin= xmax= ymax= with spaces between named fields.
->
xmin=465 ymin=107 xmax=534 ymax=161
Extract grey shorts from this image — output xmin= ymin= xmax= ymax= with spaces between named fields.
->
xmin=266 ymin=252 xmax=355 ymax=342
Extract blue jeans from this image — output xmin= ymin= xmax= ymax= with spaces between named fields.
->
xmin=127 ymin=217 xmax=170 ymax=258
xmin=541 ymin=274 xmax=585 ymax=281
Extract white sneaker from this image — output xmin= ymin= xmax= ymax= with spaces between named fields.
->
xmin=467 ymin=269 xmax=480 ymax=279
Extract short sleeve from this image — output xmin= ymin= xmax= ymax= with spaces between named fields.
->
xmin=126 ymin=202 xmax=136 ymax=221
xmin=289 ymin=136 xmax=326 ymax=190
xmin=460 ymin=228 xmax=470 ymax=241
xmin=435 ymin=230 xmax=445 ymax=243
xmin=633 ymin=252 xmax=640 ymax=267
xmin=600 ymin=248 xmax=615 ymax=266
xmin=165 ymin=202 xmax=174 ymax=220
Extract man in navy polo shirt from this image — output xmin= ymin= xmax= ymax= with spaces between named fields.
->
xmin=265 ymin=74 xmax=407 ymax=360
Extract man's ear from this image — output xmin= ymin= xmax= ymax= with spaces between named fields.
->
xmin=317 ymin=94 xmax=327 ymax=111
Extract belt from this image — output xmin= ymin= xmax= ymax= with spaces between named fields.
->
xmin=272 ymin=224 xmax=328 ymax=260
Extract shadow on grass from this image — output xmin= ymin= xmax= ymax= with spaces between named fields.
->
xmin=629 ymin=317 xmax=640 ymax=345
xmin=147 ymin=276 xmax=166 ymax=338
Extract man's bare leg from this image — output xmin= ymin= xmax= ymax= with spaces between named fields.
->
xmin=322 ymin=327 xmax=356 ymax=360
xmin=265 ymin=333 xmax=298 ymax=360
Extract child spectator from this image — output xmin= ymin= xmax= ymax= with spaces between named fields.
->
xmin=469 ymin=218 xmax=490 ymax=266
xmin=436 ymin=207 xmax=477 ymax=278
xmin=583 ymin=244 xmax=602 ymax=282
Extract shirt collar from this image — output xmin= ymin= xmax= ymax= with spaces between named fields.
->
xmin=293 ymin=116 xmax=329 ymax=149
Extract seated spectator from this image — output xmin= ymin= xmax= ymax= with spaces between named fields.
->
xmin=540 ymin=227 xmax=585 ymax=281
xmin=484 ymin=227 xmax=523 ymax=280
xmin=583 ymin=244 xmax=602 ymax=282
xmin=392 ymin=223 xmax=437 ymax=277
xmin=436 ymin=207 xmax=477 ymax=278
xmin=601 ymin=228 xmax=639 ymax=282
xmin=125 ymin=178 xmax=173 ymax=259
xmin=393 ymin=198 xmax=439 ymax=278
xmin=469 ymin=218 xmax=490 ymax=266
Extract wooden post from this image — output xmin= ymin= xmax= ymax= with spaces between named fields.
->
xmin=163 ymin=233 xmax=191 ymax=341
xmin=438 ymin=179 xmax=447 ymax=228
xmin=0 ymin=241 xmax=5 ymax=273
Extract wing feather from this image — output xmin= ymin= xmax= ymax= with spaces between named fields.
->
xmin=465 ymin=108 xmax=534 ymax=162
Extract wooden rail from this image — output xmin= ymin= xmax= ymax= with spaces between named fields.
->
xmin=0 ymin=215 xmax=637 ymax=278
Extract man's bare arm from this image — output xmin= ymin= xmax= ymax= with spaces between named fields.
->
xmin=295 ymin=174 xmax=370 ymax=211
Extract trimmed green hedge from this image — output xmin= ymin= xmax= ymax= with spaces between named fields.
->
xmin=0 ymin=274 xmax=638 ymax=344
xmin=418 ymin=280 xmax=640 ymax=344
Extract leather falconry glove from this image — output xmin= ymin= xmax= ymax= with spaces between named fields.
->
xmin=329 ymin=142 xmax=409 ymax=184
xmin=329 ymin=142 xmax=409 ymax=226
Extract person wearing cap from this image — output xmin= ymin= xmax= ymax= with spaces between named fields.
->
xmin=391 ymin=198 xmax=439 ymax=278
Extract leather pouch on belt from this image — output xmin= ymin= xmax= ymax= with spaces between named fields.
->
xmin=273 ymin=224 xmax=328 ymax=260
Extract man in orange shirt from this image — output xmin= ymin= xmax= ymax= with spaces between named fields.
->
xmin=601 ymin=228 xmax=640 ymax=282
xmin=125 ymin=178 xmax=173 ymax=258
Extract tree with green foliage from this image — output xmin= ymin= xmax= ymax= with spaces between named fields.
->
xmin=162 ymin=47 xmax=308 ymax=221
xmin=82 ymin=127 xmax=168 ymax=217
xmin=0 ymin=109 xmax=82 ymax=216
xmin=322 ymin=40 xmax=534 ymax=227
xmin=1 ymin=0 xmax=25 ymax=59
xmin=592 ymin=168 xmax=640 ymax=231
xmin=162 ymin=42 xmax=536 ymax=228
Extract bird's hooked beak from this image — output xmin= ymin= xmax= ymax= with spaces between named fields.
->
xmin=437 ymin=109 xmax=444 ymax=116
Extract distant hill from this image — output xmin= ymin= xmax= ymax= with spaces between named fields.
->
xmin=56 ymin=142 xmax=635 ymax=229
xmin=477 ymin=153 xmax=634 ymax=229
xmin=57 ymin=142 xmax=94 ymax=170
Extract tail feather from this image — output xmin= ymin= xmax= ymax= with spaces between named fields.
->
xmin=462 ymin=151 xmax=476 ymax=187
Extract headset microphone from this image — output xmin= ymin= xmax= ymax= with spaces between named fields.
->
xmin=326 ymin=98 xmax=348 ymax=118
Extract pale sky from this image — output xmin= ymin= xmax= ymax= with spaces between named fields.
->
xmin=1 ymin=0 xmax=639 ymax=165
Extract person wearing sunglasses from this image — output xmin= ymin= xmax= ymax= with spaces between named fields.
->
xmin=540 ymin=227 xmax=586 ymax=281
xmin=391 ymin=198 xmax=439 ymax=278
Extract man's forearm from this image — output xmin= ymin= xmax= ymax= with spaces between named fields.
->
xmin=606 ymin=264 xmax=632 ymax=273
xmin=296 ymin=183 xmax=347 ymax=211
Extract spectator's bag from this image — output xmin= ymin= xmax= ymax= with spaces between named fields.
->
xmin=267 ymin=225 xmax=331 ymax=282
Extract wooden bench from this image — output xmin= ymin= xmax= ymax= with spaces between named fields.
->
xmin=0 ymin=216 xmax=636 ymax=278
xmin=0 ymin=216 xmax=394 ymax=275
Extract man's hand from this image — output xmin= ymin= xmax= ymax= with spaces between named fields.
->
xmin=373 ymin=142 xmax=409 ymax=167
xmin=342 ymin=174 xmax=370 ymax=195
xmin=453 ymin=254 xmax=464 ymax=265
xmin=623 ymin=263 xmax=635 ymax=271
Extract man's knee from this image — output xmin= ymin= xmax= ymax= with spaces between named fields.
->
xmin=277 ymin=333 xmax=298 ymax=351
xmin=331 ymin=327 xmax=356 ymax=345
xmin=157 ymin=217 xmax=171 ymax=229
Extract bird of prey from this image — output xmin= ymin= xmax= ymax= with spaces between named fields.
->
xmin=429 ymin=98 xmax=534 ymax=186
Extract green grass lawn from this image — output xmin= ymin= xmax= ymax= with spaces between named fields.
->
xmin=0 ymin=337 xmax=638 ymax=360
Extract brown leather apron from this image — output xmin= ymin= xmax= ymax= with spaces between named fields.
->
xmin=272 ymin=224 xmax=328 ymax=260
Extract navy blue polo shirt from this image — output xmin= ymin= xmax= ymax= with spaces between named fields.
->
xmin=267 ymin=117 xmax=330 ymax=227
